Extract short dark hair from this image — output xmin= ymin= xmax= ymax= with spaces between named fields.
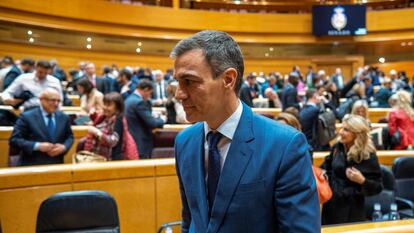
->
xmin=2 ymin=56 xmax=14 ymax=65
xmin=306 ymin=89 xmax=317 ymax=100
xmin=288 ymin=74 xmax=299 ymax=86
xmin=119 ymin=68 xmax=132 ymax=81
xmin=170 ymin=30 xmax=244 ymax=94
xmin=137 ymin=79 xmax=154 ymax=90
xmin=36 ymin=60 xmax=51 ymax=69
xmin=76 ymin=78 xmax=94 ymax=94
xmin=246 ymin=73 xmax=256 ymax=80
xmin=104 ymin=92 xmax=124 ymax=116
xmin=21 ymin=58 xmax=35 ymax=66
xmin=102 ymin=65 xmax=111 ymax=74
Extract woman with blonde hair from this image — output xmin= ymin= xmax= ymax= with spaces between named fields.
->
xmin=388 ymin=90 xmax=414 ymax=149
xmin=351 ymin=100 xmax=370 ymax=124
xmin=321 ymin=114 xmax=382 ymax=225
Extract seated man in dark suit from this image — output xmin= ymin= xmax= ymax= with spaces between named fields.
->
xmin=9 ymin=88 xmax=74 ymax=166
xmin=125 ymin=80 xmax=165 ymax=159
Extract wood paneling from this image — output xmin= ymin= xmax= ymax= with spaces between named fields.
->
xmin=0 ymin=41 xmax=363 ymax=76
xmin=0 ymin=0 xmax=413 ymax=43
xmin=373 ymin=61 xmax=414 ymax=81
xmin=0 ymin=184 xmax=72 ymax=233
xmin=74 ymin=178 xmax=156 ymax=233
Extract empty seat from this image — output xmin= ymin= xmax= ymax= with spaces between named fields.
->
xmin=36 ymin=190 xmax=120 ymax=233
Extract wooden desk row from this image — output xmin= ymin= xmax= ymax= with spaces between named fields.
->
xmin=0 ymin=159 xmax=414 ymax=233
xmin=0 ymin=123 xmax=408 ymax=168
xmin=0 ymin=159 xmax=180 ymax=233
xmin=0 ymin=104 xmax=391 ymax=123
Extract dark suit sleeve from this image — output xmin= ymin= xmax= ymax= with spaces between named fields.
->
xmin=9 ymin=114 xmax=36 ymax=155
xmin=175 ymin=143 xmax=191 ymax=233
xmin=3 ymin=70 xmax=20 ymax=90
xmin=239 ymin=87 xmax=253 ymax=107
xmin=286 ymin=88 xmax=300 ymax=109
xmin=135 ymin=101 xmax=164 ymax=129
xmin=111 ymin=116 xmax=124 ymax=160
xmin=274 ymin=132 xmax=320 ymax=232
xmin=62 ymin=115 xmax=74 ymax=154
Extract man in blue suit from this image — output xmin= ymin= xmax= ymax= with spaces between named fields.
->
xmin=9 ymin=88 xmax=74 ymax=166
xmin=171 ymin=30 xmax=320 ymax=233
xmin=125 ymin=80 xmax=165 ymax=158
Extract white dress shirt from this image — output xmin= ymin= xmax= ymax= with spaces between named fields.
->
xmin=203 ymin=100 xmax=243 ymax=174
xmin=1 ymin=72 xmax=63 ymax=109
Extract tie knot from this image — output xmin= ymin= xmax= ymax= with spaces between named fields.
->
xmin=207 ymin=131 xmax=222 ymax=149
xmin=47 ymin=114 xmax=53 ymax=119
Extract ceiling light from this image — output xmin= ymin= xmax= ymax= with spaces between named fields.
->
xmin=29 ymin=37 xmax=34 ymax=43
xmin=136 ymin=48 xmax=141 ymax=53
xmin=265 ymin=53 xmax=269 ymax=57
xmin=87 ymin=37 xmax=92 ymax=42
xmin=269 ymin=47 xmax=274 ymax=51
xmin=378 ymin=57 xmax=385 ymax=63
xmin=86 ymin=44 xmax=92 ymax=49
xmin=401 ymin=42 xmax=407 ymax=46
xmin=27 ymin=30 xmax=32 ymax=35
xmin=408 ymin=42 xmax=413 ymax=46
xmin=137 ymin=42 xmax=142 ymax=46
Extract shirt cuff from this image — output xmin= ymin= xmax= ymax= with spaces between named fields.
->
xmin=33 ymin=142 xmax=40 ymax=151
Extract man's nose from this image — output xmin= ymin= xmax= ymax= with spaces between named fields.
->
xmin=175 ymin=85 xmax=187 ymax=100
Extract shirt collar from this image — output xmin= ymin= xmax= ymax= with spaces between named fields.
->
xmin=204 ymin=100 xmax=243 ymax=141
xmin=40 ymin=105 xmax=55 ymax=118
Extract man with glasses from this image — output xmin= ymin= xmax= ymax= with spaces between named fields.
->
xmin=1 ymin=60 xmax=62 ymax=110
xmin=10 ymin=88 xmax=73 ymax=166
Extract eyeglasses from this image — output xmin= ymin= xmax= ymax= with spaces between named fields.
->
xmin=42 ymin=97 xmax=61 ymax=103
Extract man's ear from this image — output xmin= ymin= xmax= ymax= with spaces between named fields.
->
xmin=222 ymin=68 xmax=237 ymax=91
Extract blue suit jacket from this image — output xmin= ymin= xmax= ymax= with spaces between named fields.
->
xmin=125 ymin=93 xmax=164 ymax=158
xmin=9 ymin=107 xmax=74 ymax=166
xmin=175 ymin=103 xmax=320 ymax=233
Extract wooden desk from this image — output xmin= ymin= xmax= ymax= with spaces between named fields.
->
xmin=68 ymin=94 xmax=80 ymax=107
xmin=322 ymin=219 xmax=414 ymax=233
xmin=0 ymin=159 xmax=180 ymax=233
xmin=0 ymin=126 xmax=89 ymax=167
xmin=0 ymin=105 xmax=82 ymax=116
xmin=153 ymin=107 xmax=392 ymax=123
xmin=313 ymin=150 xmax=414 ymax=167
xmin=1 ymin=160 xmax=414 ymax=233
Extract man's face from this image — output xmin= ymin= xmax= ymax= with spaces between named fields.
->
xmin=40 ymin=91 xmax=61 ymax=113
xmin=247 ymin=77 xmax=256 ymax=86
xmin=140 ymin=88 xmax=153 ymax=101
xmin=174 ymin=49 xmax=225 ymax=123
xmin=117 ymin=74 xmax=127 ymax=85
xmin=85 ymin=64 xmax=95 ymax=76
xmin=36 ymin=67 xmax=48 ymax=80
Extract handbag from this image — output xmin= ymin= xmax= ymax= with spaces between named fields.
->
xmin=73 ymin=150 xmax=107 ymax=163
xmin=121 ymin=117 xmax=139 ymax=160
xmin=390 ymin=128 xmax=401 ymax=147
xmin=312 ymin=165 xmax=332 ymax=204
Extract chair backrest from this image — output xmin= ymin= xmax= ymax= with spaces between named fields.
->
xmin=36 ymin=190 xmax=120 ymax=233
xmin=392 ymin=157 xmax=414 ymax=202
xmin=365 ymin=190 xmax=396 ymax=220
xmin=380 ymin=164 xmax=395 ymax=191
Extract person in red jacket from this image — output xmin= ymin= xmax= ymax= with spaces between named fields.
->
xmin=388 ymin=90 xmax=414 ymax=149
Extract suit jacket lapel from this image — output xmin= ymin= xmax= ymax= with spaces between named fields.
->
xmin=36 ymin=107 xmax=49 ymax=140
xmin=188 ymin=123 xmax=209 ymax=233
xmin=207 ymin=104 xmax=255 ymax=233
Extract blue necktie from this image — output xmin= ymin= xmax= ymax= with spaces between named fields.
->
xmin=47 ymin=114 xmax=56 ymax=143
xmin=207 ymin=131 xmax=223 ymax=214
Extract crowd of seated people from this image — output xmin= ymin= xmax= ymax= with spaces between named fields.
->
xmin=1 ymin=55 xmax=414 ymax=166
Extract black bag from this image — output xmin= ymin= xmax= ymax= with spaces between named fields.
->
xmin=390 ymin=129 xmax=401 ymax=147
xmin=317 ymin=111 xmax=337 ymax=146
xmin=382 ymin=126 xmax=401 ymax=150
